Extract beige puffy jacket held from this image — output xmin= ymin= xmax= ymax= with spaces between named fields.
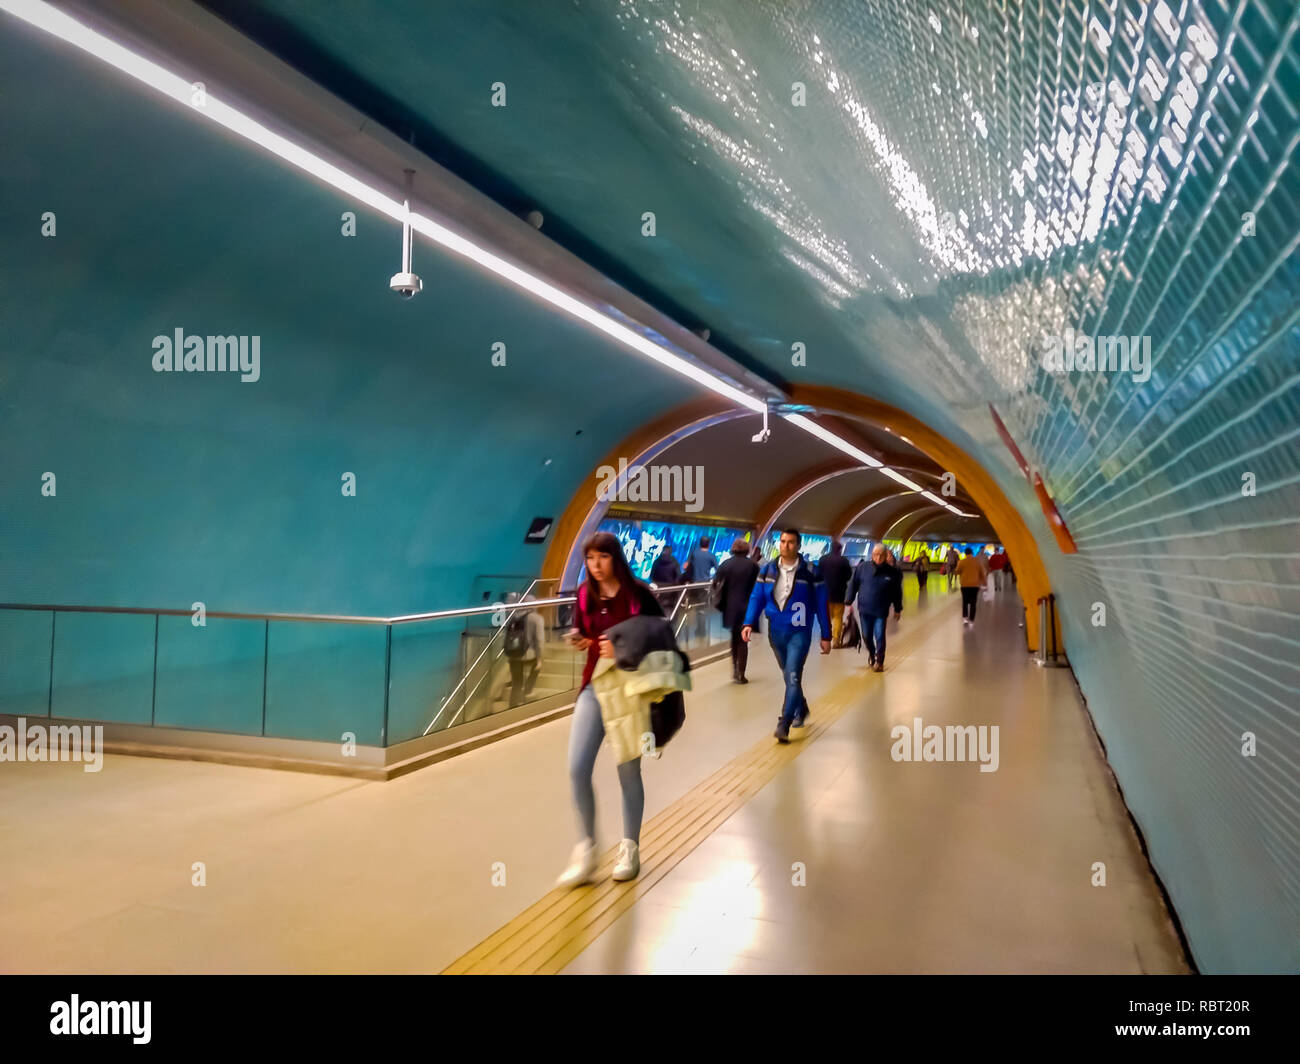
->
xmin=590 ymin=651 xmax=692 ymax=765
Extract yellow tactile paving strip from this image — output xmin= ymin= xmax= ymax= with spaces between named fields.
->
xmin=444 ymin=599 xmax=957 ymax=974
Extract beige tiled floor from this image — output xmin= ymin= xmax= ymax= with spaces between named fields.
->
xmin=562 ymin=589 xmax=1190 ymax=975
xmin=0 ymin=581 xmax=1189 ymax=974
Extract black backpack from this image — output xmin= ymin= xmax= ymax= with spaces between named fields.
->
xmin=502 ymin=613 xmax=529 ymax=658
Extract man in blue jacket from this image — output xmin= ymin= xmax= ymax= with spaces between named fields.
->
xmin=742 ymin=528 xmax=832 ymax=743
xmin=847 ymin=544 xmax=903 ymax=672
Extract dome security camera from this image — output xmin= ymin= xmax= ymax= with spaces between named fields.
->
xmin=390 ymin=271 xmax=423 ymax=298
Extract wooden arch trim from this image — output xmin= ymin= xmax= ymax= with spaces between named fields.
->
xmin=541 ymin=386 xmax=1058 ymax=651
xmin=539 ymin=397 xmax=746 ymax=589
xmin=786 ymin=384 xmax=1056 ymax=652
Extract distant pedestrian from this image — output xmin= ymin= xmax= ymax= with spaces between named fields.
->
xmin=502 ymin=591 xmax=546 ymax=707
xmin=955 ymin=547 xmax=988 ymax=627
xmin=944 ymin=545 xmax=960 ymax=591
xmin=682 ymin=536 xmax=716 ymax=582
xmin=913 ymin=551 xmax=929 ymax=592
xmin=818 ymin=540 xmax=853 ymax=647
xmin=989 ymin=547 xmax=1008 ymax=590
xmin=649 ymin=544 xmax=681 ymax=586
xmin=683 ymin=536 xmax=718 ymax=641
xmin=712 ymin=539 xmax=760 ymax=683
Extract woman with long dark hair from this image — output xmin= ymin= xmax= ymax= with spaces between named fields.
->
xmin=557 ymin=531 xmax=664 ymax=887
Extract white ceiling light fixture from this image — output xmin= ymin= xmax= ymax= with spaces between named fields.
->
xmin=877 ymin=467 xmax=925 ymax=492
xmin=1 ymin=0 xmax=763 ymax=413
xmin=782 ymin=414 xmax=972 ymax=517
xmin=781 ymin=413 xmax=882 ymax=467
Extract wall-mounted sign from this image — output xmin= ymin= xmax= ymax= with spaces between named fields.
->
xmin=525 ymin=517 xmax=553 ymax=543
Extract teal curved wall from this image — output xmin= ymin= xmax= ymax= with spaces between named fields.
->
xmin=2 ymin=0 xmax=1297 ymax=972
xmin=0 ymin=25 xmax=689 ymax=746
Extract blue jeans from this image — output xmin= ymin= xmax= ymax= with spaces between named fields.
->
xmin=861 ymin=611 xmax=888 ymax=663
xmin=768 ymin=626 xmax=812 ymax=727
xmin=568 ymin=686 xmax=644 ymax=844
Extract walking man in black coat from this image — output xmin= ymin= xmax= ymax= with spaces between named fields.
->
xmin=847 ymin=544 xmax=903 ymax=672
xmin=817 ymin=540 xmax=854 ymax=647
xmin=712 ymin=539 xmax=760 ymax=683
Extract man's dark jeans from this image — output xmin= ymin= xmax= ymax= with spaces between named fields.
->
xmin=769 ymin=625 xmax=811 ymax=726
xmin=860 ymin=610 xmax=889 ymax=664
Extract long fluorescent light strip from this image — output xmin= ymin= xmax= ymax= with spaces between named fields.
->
xmin=6 ymin=0 xmax=977 ymax=522
xmin=784 ymin=413 xmax=970 ymax=516
xmin=782 ymin=414 xmax=882 ymax=467
xmin=2 ymin=0 xmax=763 ymax=414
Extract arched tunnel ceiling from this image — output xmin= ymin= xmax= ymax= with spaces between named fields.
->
xmin=777 ymin=469 xmax=899 ymax=533
xmin=773 ymin=469 xmax=991 ymax=539
xmin=606 ymin=407 xmax=974 ymax=526
xmin=5 ymin=0 xmax=1297 ymax=975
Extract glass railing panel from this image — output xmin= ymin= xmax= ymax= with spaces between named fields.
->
xmin=153 ymin=615 xmax=265 ymax=733
xmin=0 ymin=608 xmax=53 ymax=717
xmin=1 ymin=578 xmax=722 ymax=749
xmin=387 ymin=618 xmax=461 ymax=745
xmin=672 ymin=600 xmax=732 ymax=654
xmin=430 ymin=605 xmax=582 ymax=732
xmin=50 ymin=611 xmax=155 ymax=723
xmin=263 ymin=621 xmax=387 ymax=744
xmin=448 ymin=624 xmax=500 ymax=728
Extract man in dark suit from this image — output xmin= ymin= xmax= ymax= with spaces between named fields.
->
xmin=817 ymin=540 xmax=853 ymax=647
xmin=712 ymin=538 xmax=760 ymax=683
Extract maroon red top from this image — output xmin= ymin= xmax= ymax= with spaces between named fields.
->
xmin=576 ymin=584 xmax=636 ymax=690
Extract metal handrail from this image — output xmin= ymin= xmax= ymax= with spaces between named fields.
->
xmin=0 ymin=583 xmax=713 ymax=626
xmin=422 ymin=580 xmax=713 ymax=735
xmin=0 ymin=596 xmax=571 ymax=626
xmin=1 ymin=581 xmax=717 ymax=743
xmin=0 ymin=580 xmax=712 ymax=621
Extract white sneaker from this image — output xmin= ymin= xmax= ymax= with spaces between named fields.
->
xmin=556 ymin=838 xmax=598 ymax=888
xmin=612 ymin=838 xmax=640 ymax=882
